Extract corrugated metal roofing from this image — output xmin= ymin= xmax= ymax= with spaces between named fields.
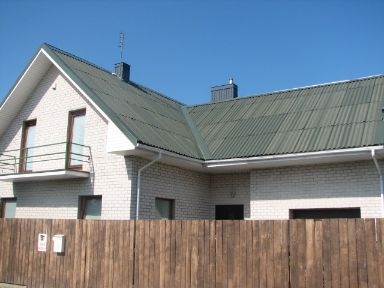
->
xmin=187 ymin=76 xmax=384 ymax=160
xmin=43 ymin=43 xmax=384 ymax=161
xmin=45 ymin=44 xmax=204 ymax=159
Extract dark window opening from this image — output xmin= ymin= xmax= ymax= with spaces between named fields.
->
xmin=78 ymin=196 xmax=102 ymax=220
xmin=215 ymin=205 xmax=244 ymax=220
xmin=0 ymin=198 xmax=17 ymax=218
xmin=155 ymin=198 xmax=175 ymax=220
xmin=290 ymin=208 xmax=361 ymax=219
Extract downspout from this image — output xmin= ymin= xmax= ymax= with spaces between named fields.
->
xmin=371 ymin=149 xmax=384 ymax=217
xmin=136 ymin=151 xmax=162 ymax=220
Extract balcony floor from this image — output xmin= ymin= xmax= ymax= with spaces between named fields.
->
xmin=0 ymin=169 xmax=90 ymax=182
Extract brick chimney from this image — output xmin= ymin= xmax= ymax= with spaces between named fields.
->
xmin=211 ymin=79 xmax=238 ymax=102
xmin=114 ymin=62 xmax=130 ymax=82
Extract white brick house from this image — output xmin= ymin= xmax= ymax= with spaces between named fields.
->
xmin=0 ymin=43 xmax=383 ymax=220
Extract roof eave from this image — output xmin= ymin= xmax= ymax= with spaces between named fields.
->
xmin=203 ymin=146 xmax=384 ymax=173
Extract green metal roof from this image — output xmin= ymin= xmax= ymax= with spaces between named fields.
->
xmin=42 ymin=44 xmax=384 ymax=160
xmin=43 ymin=44 xmax=205 ymax=159
xmin=187 ymin=76 xmax=384 ymax=159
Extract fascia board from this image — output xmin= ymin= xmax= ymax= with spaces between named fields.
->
xmin=204 ymin=146 xmax=384 ymax=169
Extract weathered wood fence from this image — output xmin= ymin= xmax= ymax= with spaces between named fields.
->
xmin=0 ymin=219 xmax=384 ymax=288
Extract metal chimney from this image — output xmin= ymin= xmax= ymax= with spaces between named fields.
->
xmin=114 ymin=62 xmax=130 ymax=82
xmin=211 ymin=79 xmax=238 ymax=102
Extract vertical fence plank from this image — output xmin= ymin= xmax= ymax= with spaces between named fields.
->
xmin=197 ymin=220 xmax=205 ymax=288
xmin=313 ymin=220 xmax=323 ymax=288
xmin=365 ymin=219 xmax=379 ymax=288
xmin=227 ymin=221 xmax=235 ymax=288
xmin=273 ymin=221 xmax=283 ymax=288
xmin=215 ymin=220 xmax=223 ymax=288
xmin=305 ymin=220 xmax=315 ymax=288
xmin=378 ymin=219 xmax=384 ymax=287
xmin=245 ymin=221 xmax=253 ymax=288
xmin=356 ymin=219 xmax=368 ymax=288
xmin=347 ymin=219 xmax=358 ymax=288
xmin=339 ymin=219 xmax=350 ymax=288
xmin=259 ymin=220 xmax=268 ymax=288
xmin=239 ymin=221 xmax=247 ymax=288
xmin=265 ymin=221 xmax=274 ymax=288
xmin=128 ymin=221 xmax=136 ymax=288
xmin=252 ymin=221 xmax=260 ymax=288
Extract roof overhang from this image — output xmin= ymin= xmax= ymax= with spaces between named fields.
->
xmin=0 ymin=170 xmax=90 ymax=182
xmin=133 ymin=144 xmax=384 ymax=174
xmin=0 ymin=49 xmax=52 ymax=138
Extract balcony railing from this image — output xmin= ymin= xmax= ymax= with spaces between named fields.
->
xmin=0 ymin=142 xmax=92 ymax=180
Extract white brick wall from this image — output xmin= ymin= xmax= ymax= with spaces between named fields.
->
xmin=0 ymin=66 xmax=132 ymax=219
xmin=1 ymin=65 xmax=383 ymax=220
xmin=250 ymin=160 xmax=384 ymax=219
xmin=128 ymin=157 xmax=211 ymax=219
xmin=210 ymin=173 xmax=250 ymax=219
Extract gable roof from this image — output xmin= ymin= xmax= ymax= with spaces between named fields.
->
xmin=2 ymin=43 xmax=384 ymax=162
xmin=42 ymin=44 xmax=206 ymax=159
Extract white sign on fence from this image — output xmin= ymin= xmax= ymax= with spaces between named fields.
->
xmin=37 ymin=233 xmax=47 ymax=252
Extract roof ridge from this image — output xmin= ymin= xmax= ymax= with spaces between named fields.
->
xmin=43 ymin=43 xmax=112 ymax=74
xmin=188 ymin=73 xmax=384 ymax=109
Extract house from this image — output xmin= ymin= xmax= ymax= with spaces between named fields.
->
xmin=0 ymin=43 xmax=383 ymax=220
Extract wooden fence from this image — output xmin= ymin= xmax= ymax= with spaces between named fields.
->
xmin=0 ymin=219 xmax=384 ymax=288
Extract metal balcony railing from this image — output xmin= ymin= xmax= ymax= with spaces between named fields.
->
xmin=0 ymin=142 xmax=92 ymax=175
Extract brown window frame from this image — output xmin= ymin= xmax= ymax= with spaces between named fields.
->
xmin=0 ymin=197 xmax=17 ymax=218
xmin=19 ymin=119 xmax=37 ymax=172
xmin=78 ymin=195 xmax=102 ymax=220
xmin=66 ymin=109 xmax=86 ymax=170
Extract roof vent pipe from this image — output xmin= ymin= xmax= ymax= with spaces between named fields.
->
xmin=114 ymin=62 xmax=130 ymax=82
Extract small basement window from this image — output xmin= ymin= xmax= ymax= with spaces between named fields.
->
xmin=78 ymin=196 xmax=102 ymax=220
xmin=155 ymin=198 xmax=175 ymax=220
xmin=290 ymin=208 xmax=361 ymax=219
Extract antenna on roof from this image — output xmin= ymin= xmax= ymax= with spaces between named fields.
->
xmin=119 ymin=32 xmax=125 ymax=61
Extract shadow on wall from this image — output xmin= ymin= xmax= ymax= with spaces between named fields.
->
xmin=13 ymin=178 xmax=94 ymax=211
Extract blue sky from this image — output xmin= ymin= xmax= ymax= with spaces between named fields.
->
xmin=1 ymin=1 xmax=383 ymax=105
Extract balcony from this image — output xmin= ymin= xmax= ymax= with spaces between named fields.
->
xmin=0 ymin=142 xmax=92 ymax=182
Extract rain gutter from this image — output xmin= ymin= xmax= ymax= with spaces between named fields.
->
xmin=371 ymin=149 xmax=384 ymax=217
xmin=136 ymin=151 xmax=162 ymax=220
xmin=204 ymin=146 xmax=384 ymax=168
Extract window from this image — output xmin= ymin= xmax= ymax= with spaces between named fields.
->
xmin=155 ymin=198 xmax=174 ymax=220
xmin=290 ymin=208 xmax=361 ymax=219
xmin=78 ymin=196 xmax=101 ymax=220
xmin=0 ymin=198 xmax=17 ymax=218
xmin=215 ymin=205 xmax=244 ymax=220
xmin=67 ymin=109 xmax=86 ymax=169
xmin=20 ymin=119 xmax=36 ymax=172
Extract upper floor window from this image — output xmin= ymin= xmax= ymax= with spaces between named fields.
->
xmin=20 ymin=119 xmax=36 ymax=172
xmin=67 ymin=109 xmax=86 ymax=169
xmin=0 ymin=198 xmax=17 ymax=218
